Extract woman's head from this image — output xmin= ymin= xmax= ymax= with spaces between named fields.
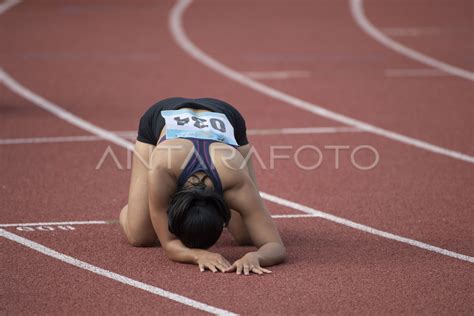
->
xmin=167 ymin=177 xmax=231 ymax=249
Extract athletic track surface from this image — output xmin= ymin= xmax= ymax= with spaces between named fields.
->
xmin=1 ymin=0 xmax=473 ymax=314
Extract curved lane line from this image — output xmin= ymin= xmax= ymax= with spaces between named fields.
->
xmin=1 ymin=56 xmax=472 ymax=264
xmin=169 ymin=0 xmax=473 ymax=164
xmin=0 ymin=0 xmax=20 ymax=14
xmin=0 ymin=69 xmax=133 ymax=151
xmin=350 ymin=0 xmax=474 ymax=81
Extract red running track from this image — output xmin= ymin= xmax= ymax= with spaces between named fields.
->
xmin=1 ymin=0 xmax=473 ymax=314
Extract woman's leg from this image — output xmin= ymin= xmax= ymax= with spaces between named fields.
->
xmin=119 ymin=141 xmax=158 ymax=247
xmin=226 ymin=209 xmax=253 ymax=246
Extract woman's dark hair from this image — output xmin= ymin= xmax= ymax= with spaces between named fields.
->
xmin=167 ymin=175 xmax=231 ymax=249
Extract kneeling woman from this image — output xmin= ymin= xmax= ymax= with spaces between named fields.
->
xmin=120 ymin=97 xmax=286 ymax=275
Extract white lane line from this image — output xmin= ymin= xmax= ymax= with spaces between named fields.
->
xmin=0 ymin=127 xmax=363 ymax=145
xmin=169 ymin=0 xmax=474 ymax=164
xmin=350 ymin=0 xmax=474 ymax=81
xmin=0 ymin=135 xmax=119 ymax=145
xmin=247 ymin=126 xmax=362 ymax=135
xmin=271 ymin=214 xmax=319 ymax=219
xmin=380 ymin=27 xmax=442 ymax=37
xmin=0 ymin=215 xmax=319 ymax=228
xmin=0 ymin=229 xmax=236 ymax=316
xmin=0 ymin=220 xmax=113 ymax=228
xmin=0 ymin=0 xmax=20 ymax=14
xmin=384 ymin=68 xmax=449 ymax=78
xmin=261 ymin=192 xmax=474 ymax=263
xmin=1 ymin=65 xmax=472 ymax=265
xmin=0 ymin=69 xmax=134 ymax=151
xmin=243 ymin=70 xmax=311 ymax=80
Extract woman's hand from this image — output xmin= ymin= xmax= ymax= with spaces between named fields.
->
xmin=225 ymin=252 xmax=272 ymax=275
xmin=194 ymin=250 xmax=231 ymax=273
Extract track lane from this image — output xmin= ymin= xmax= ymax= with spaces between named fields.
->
xmin=1 ymin=1 xmax=472 ymax=314
xmin=180 ymin=0 xmax=473 ymax=156
xmin=250 ymin=133 xmax=473 ymax=255
xmin=3 ymin=219 xmax=473 ymax=314
xmin=0 ymin=0 xmax=338 ymax=133
xmin=1 ymin=235 xmax=210 ymax=315
xmin=0 ymin=85 xmax=86 ymax=138
xmin=0 ymin=0 xmax=470 ymax=256
xmin=0 ymin=0 xmax=470 ymax=260
xmin=361 ymin=0 xmax=474 ymax=72
xmin=2 ymin=129 xmax=472 ymax=255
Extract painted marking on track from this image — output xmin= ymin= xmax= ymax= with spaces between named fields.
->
xmin=0 ymin=220 xmax=113 ymax=228
xmin=350 ymin=0 xmax=474 ymax=81
xmin=242 ymin=70 xmax=311 ymax=80
xmin=16 ymin=225 xmax=76 ymax=232
xmin=380 ymin=27 xmax=442 ymax=37
xmin=247 ymin=126 xmax=362 ymax=135
xmin=170 ymin=0 xmax=474 ymax=163
xmin=261 ymin=192 xmax=474 ymax=264
xmin=0 ymin=127 xmax=363 ymax=145
xmin=4 ymin=213 xmax=473 ymax=265
xmin=5 ymin=211 xmax=473 ymax=267
xmin=272 ymin=214 xmax=319 ymax=218
xmin=0 ymin=0 xmax=471 ymax=268
xmin=0 ymin=215 xmax=318 ymax=229
xmin=0 ymin=0 xmax=20 ymax=14
xmin=1 ymin=214 xmax=322 ymax=233
xmin=384 ymin=68 xmax=449 ymax=78
xmin=0 ymin=229 xmax=236 ymax=316
xmin=0 ymin=70 xmax=134 ymax=151
xmin=0 ymin=135 xmax=120 ymax=145
xmin=241 ymin=52 xmax=385 ymax=63
xmin=2 ymin=220 xmax=118 ymax=232
xmin=11 ymin=52 xmax=161 ymax=61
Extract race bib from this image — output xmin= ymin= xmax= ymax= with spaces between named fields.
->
xmin=161 ymin=109 xmax=238 ymax=146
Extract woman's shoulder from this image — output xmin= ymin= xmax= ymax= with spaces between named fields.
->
xmin=151 ymin=138 xmax=194 ymax=176
xmin=211 ymin=143 xmax=250 ymax=190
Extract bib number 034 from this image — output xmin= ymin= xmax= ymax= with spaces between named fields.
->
xmin=161 ymin=109 xmax=238 ymax=146
xmin=174 ymin=116 xmax=226 ymax=132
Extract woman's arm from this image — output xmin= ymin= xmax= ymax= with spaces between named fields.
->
xmin=223 ymin=172 xmax=287 ymax=273
xmin=147 ymin=158 xmax=191 ymax=260
xmin=120 ymin=141 xmax=157 ymax=247
xmin=147 ymin=146 xmax=231 ymax=272
xmin=237 ymin=144 xmax=259 ymax=190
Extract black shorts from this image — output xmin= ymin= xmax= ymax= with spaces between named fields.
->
xmin=137 ymin=97 xmax=249 ymax=146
